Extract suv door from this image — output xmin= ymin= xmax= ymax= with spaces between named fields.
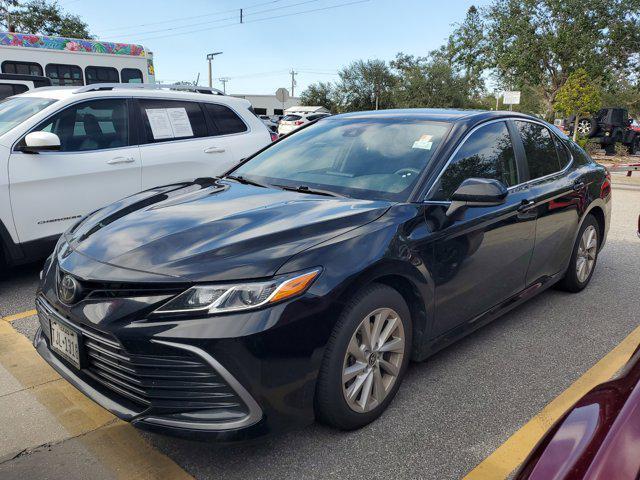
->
xmin=9 ymin=98 xmax=141 ymax=243
xmin=425 ymin=120 xmax=536 ymax=335
xmin=512 ymin=120 xmax=580 ymax=284
xmin=136 ymin=99 xmax=239 ymax=189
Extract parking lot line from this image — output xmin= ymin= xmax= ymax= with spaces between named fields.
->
xmin=1 ymin=309 xmax=37 ymax=322
xmin=463 ymin=323 xmax=640 ymax=480
xmin=0 ymin=315 xmax=193 ymax=479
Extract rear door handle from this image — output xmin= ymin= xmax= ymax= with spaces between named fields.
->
xmin=573 ymin=181 xmax=585 ymax=191
xmin=204 ymin=146 xmax=225 ymax=154
xmin=107 ymin=156 xmax=135 ymax=164
xmin=518 ymin=199 xmax=536 ymax=212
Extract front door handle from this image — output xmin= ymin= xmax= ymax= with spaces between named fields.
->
xmin=518 ymin=199 xmax=536 ymax=212
xmin=107 ymin=156 xmax=135 ymax=164
xmin=204 ymin=146 xmax=225 ymax=154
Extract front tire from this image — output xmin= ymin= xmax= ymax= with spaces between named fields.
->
xmin=315 ymin=283 xmax=412 ymax=430
xmin=557 ymin=214 xmax=600 ymax=292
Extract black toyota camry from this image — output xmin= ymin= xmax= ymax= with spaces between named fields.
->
xmin=35 ymin=109 xmax=611 ymax=441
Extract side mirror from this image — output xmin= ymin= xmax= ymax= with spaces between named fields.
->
xmin=446 ymin=178 xmax=508 ymax=217
xmin=20 ymin=132 xmax=61 ymax=153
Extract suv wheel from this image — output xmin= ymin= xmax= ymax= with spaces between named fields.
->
xmin=315 ymin=283 xmax=412 ymax=430
xmin=576 ymin=118 xmax=593 ymax=137
xmin=557 ymin=214 xmax=599 ymax=292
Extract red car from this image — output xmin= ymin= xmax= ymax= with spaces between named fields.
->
xmin=516 ymin=344 xmax=640 ymax=479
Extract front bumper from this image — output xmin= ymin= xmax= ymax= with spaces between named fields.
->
xmin=34 ymin=292 xmax=326 ymax=441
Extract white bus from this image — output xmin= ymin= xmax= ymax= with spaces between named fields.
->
xmin=0 ymin=32 xmax=155 ymax=87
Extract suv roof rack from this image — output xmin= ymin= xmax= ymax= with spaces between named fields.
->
xmin=72 ymin=83 xmax=225 ymax=95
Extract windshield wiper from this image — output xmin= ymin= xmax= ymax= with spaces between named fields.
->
xmin=225 ymin=175 xmax=270 ymax=188
xmin=273 ymin=184 xmax=347 ymax=198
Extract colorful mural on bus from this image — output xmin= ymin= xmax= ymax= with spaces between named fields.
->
xmin=0 ymin=32 xmax=146 ymax=57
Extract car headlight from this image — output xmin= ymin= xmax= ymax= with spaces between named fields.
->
xmin=154 ymin=268 xmax=321 ymax=315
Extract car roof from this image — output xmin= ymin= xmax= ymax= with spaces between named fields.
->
xmin=15 ymin=86 xmax=253 ymax=109
xmin=329 ymin=108 xmax=540 ymax=124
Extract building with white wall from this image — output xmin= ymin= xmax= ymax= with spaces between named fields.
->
xmin=231 ymin=93 xmax=300 ymax=116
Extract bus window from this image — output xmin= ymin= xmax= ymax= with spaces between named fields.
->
xmin=2 ymin=61 xmax=43 ymax=76
xmin=46 ymin=64 xmax=84 ymax=86
xmin=121 ymin=68 xmax=143 ymax=83
xmin=0 ymin=83 xmax=29 ymax=99
xmin=85 ymin=66 xmax=119 ymax=84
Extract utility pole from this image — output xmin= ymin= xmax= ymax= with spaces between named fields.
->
xmin=219 ymin=77 xmax=229 ymax=94
xmin=290 ymin=70 xmax=297 ymax=97
xmin=206 ymin=52 xmax=223 ymax=88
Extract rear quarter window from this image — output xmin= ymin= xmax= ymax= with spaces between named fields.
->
xmin=203 ymin=103 xmax=248 ymax=135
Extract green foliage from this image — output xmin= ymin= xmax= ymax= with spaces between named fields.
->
xmin=0 ymin=0 xmax=92 ymax=38
xmin=299 ymin=81 xmax=336 ymax=112
xmin=449 ymin=0 xmax=640 ymax=117
xmin=554 ymin=69 xmax=602 ymax=118
xmin=333 ymin=59 xmax=396 ymax=112
xmin=391 ymin=50 xmax=482 ymax=109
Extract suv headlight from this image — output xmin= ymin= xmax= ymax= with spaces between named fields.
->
xmin=154 ymin=269 xmax=321 ymax=315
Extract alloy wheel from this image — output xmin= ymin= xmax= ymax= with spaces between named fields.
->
xmin=342 ymin=307 xmax=405 ymax=413
xmin=576 ymin=225 xmax=597 ymax=283
xmin=576 ymin=119 xmax=591 ymax=136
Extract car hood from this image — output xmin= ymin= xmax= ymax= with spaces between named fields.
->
xmin=61 ymin=179 xmax=391 ymax=282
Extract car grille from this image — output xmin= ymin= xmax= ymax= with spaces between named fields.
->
xmin=37 ymin=297 xmax=248 ymax=414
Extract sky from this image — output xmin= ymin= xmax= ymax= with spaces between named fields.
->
xmin=58 ymin=0 xmax=490 ymax=96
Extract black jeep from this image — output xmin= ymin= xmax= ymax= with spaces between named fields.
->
xmin=569 ymin=107 xmax=640 ymax=155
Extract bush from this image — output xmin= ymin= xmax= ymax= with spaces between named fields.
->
xmin=614 ymin=143 xmax=629 ymax=158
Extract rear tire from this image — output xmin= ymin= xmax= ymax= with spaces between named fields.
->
xmin=315 ymin=283 xmax=412 ymax=430
xmin=557 ymin=214 xmax=600 ymax=292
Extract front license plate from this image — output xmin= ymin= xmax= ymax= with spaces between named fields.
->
xmin=50 ymin=319 xmax=80 ymax=369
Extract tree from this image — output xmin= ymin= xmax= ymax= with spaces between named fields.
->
xmin=449 ymin=0 xmax=640 ymax=118
xmin=0 ymin=0 xmax=92 ymax=38
xmin=334 ymin=59 xmax=396 ymax=112
xmin=299 ymin=81 xmax=336 ymax=112
xmin=554 ymin=69 xmax=602 ymax=140
xmin=391 ymin=50 xmax=482 ymax=109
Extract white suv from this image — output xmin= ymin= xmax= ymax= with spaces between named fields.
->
xmin=0 ymin=83 xmax=272 ymax=267
xmin=277 ymin=112 xmax=330 ymax=136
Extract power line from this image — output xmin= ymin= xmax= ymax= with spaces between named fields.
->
xmin=132 ymin=0 xmax=370 ymax=42
xmin=96 ymin=0 xmax=283 ymax=35
xmin=120 ymin=0 xmax=321 ymax=40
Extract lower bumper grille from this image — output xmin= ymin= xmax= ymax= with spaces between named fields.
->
xmin=37 ymin=297 xmax=248 ymax=414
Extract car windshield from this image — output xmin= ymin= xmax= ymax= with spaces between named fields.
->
xmin=232 ymin=117 xmax=450 ymax=201
xmin=0 ymin=96 xmax=57 ymax=137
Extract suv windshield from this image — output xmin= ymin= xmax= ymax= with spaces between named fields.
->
xmin=0 ymin=96 xmax=57 ymax=137
xmin=232 ymin=117 xmax=450 ymax=201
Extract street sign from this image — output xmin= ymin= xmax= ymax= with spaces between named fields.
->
xmin=275 ymin=87 xmax=290 ymax=103
xmin=503 ymin=91 xmax=521 ymax=105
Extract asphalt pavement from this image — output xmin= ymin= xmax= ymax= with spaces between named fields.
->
xmin=0 ymin=184 xmax=638 ymax=480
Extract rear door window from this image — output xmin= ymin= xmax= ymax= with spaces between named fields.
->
xmin=203 ymin=103 xmax=248 ymax=135
xmin=514 ymin=121 xmax=562 ymax=179
xmin=138 ymin=99 xmax=208 ymax=143
xmin=431 ymin=121 xmax=518 ymax=200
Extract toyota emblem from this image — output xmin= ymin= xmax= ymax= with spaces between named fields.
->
xmin=58 ymin=274 xmax=79 ymax=304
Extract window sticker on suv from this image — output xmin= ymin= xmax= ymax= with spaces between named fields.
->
xmin=145 ymin=108 xmax=193 ymax=140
